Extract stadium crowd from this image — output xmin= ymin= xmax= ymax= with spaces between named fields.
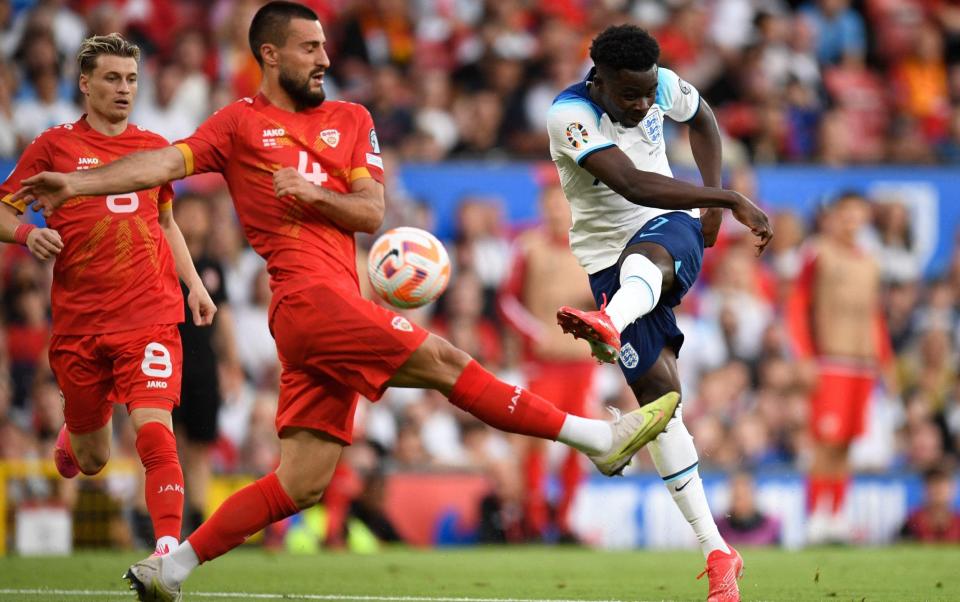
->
xmin=0 ymin=0 xmax=959 ymax=547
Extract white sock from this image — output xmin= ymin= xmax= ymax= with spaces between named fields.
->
xmin=647 ymin=405 xmax=729 ymax=558
xmin=155 ymin=536 xmax=179 ymax=555
xmin=162 ymin=540 xmax=199 ymax=586
xmin=557 ymin=414 xmax=612 ymax=455
xmin=603 ymin=254 xmax=663 ymax=332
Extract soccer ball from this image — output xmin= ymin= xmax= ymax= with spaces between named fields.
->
xmin=367 ymin=226 xmax=451 ymax=309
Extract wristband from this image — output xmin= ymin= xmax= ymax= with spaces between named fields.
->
xmin=13 ymin=223 xmax=36 ymax=246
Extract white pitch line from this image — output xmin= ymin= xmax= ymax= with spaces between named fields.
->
xmin=0 ymin=590 xmax=629 ymax=602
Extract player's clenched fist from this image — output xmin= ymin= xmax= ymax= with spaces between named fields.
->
xmin=273 ymin=167 xmax=321 ymax=204
xmin=729 ymin=191 xmax=773 ymax=255
xmin=26 ymin=227 xmax=63 ymax=261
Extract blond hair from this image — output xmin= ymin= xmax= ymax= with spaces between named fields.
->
xmin=77 ymin=33 xmax=140 ymax=75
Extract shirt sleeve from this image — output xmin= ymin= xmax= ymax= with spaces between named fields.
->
xmin=349 ymin=106 xmax=385 ymax=184
xmin=0 ymin=133 xmax=53 ymax=213
xmin=174 ymin=101 xmax=240 ymax=176
xmin=546 ymin=101 xmax=615 ymax=165
xmin=655 ymin=67 xmax=701 ymax=123
xmin=157 ymin=183 xmax=174 ymax=212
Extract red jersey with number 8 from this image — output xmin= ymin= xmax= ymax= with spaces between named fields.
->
xmin=173 ymin=95 xmax=385 ymax=309
xmin=0 ymin=118 xmax=183 ymax=335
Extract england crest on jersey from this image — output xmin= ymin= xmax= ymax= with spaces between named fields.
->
xmin=641 ymin=112 xmax=662 ymax=144
xmin=619 ymin=343 xmax=639 ymax=369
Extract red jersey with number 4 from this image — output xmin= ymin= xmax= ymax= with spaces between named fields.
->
xmin=0 ymin=117 xmax=183 ymax=335
xmin=174 ymin=95 xmax=385 ymax=308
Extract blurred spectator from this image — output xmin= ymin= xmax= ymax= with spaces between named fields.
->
xmin=12 ymin=63 xmax=77 ymax=148
xmin=348 ymin=470 xmax=403 ymax=543
xmin=432 ymin=269 xmax=503 ymax=369
xmin=132 ymin=61 xmax=199 ymax=142
xmin=477 ymin=459 xmax=525 ymax=544
xmin=891 ymin=21 xmax=950 ymax=144
xmin=801 ymin=0 xmax=867 ymax=65
xmin=451 ymin=196 xmax=511 ymax=317
xmin=900 ymin=466 xmax=960 ymax=542
xmin=0 ymin=59 xmax=15 ymax=157
xmin=716 ymin=471 xmax=782 ymax=546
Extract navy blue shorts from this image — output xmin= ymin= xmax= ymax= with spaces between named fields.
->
xmin=588 ymin=212 xmax=704 ymax=382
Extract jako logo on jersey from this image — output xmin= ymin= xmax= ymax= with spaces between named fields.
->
xmin=76 ymin=157 xmax=99 ymax=170
xmin=508 ymin=386 xmax=521 ymax=413
xmin=262 ymin=128 xmax=286 ymax=148
xmin=320 ymin=129 xmax=340 ymax=148
xmin=641 ymin=112 xmax=662 ymax=144
xmin=157 ymin=483 xmax=184 ymax=494
xmin=565 ymin=123 xmax=589 ymax=149
xmin=391 ymin=316 xmax=413 ymax=332
xmin=146 ymin=380 xmax=168 ymax=389
xmin=619 ymin=343 xmax=639 ymax=369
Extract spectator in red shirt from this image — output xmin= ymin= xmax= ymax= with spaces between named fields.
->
xmin=900 ymin=465 xmax=960 ymax=543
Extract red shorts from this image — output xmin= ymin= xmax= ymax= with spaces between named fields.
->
xmin=810 ymin=367 xmax=875 ymax=444
xmin=49 ymin=324 xmax=182 ymax=434
xmin=525 ymin=360 xmax=597 ymax=417
xmin=270 ymin=284 xmax=429 ymax=444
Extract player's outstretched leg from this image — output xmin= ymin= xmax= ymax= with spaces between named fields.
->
xmin=125 ymin=429 xmax=341 ymax=601
xmin=131 ymin=410 xmax=185 ymax=556
xmin=558 ymin=253 xmax=664 ymax=363
xmin=387 ymin=334 xmax=678 ymax=476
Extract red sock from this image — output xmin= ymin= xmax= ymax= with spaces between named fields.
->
xmin=136 ymin=423 xmax=184 ymax=542
xmin=523 ymin=449 xmax=548 ymax=538
xmin=449 ymin=361 xmax=565 ymax=440
xmin=806 ymin=476 xmax=829 ymax=513
xmin=557 ymin=449 xmax=583 ymax=534
xmin=188 ymin=472 xmax=298 ymax=563
xmin=830 ymin=477 xmax=849 ymax=514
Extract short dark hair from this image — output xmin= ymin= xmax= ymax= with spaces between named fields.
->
xmin=589 ymin=25 xmax=660 ymax=73
xmin=248 ymin=1 xmax=319 ymax=66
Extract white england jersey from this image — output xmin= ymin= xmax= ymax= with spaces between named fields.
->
xmin=547 ymin=67 xmax=702 ymax=274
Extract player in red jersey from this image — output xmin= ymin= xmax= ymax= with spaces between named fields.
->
xmin=14 ymin=4 xmax=678 ymax=599
xmin=0 ymin=33 xmax=216 ymax=557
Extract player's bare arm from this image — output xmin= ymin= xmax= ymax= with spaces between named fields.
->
xmin=12 ymin=145 xmax=187 ymax=217
xmin=687 ymin=99 xmax=724 ymax=247
xmin=158 ymin=207 xmax=217 ymax=327
xmin=273 ymin=167 xmax=385 ymax=233
xmin=581 ymin=147 xmax=773 ymax=254
xmin=0 ymin=202 xmax=63 ymax=260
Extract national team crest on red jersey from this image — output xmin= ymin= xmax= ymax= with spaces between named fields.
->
xmin=320 ymin=129 xmax=340 ymax=148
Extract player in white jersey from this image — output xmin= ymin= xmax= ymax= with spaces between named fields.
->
xmin=546 ymin=26 xmax=772 ymax=602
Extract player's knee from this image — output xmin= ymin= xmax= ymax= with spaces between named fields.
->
xmin=75 ymin=446 xmax=109 ymax=475
xmin=286 ymin=476 xmax=331 ymax=509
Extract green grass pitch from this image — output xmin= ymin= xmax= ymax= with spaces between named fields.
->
xmin=1 ymin=545 xmax=959 ymax=601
